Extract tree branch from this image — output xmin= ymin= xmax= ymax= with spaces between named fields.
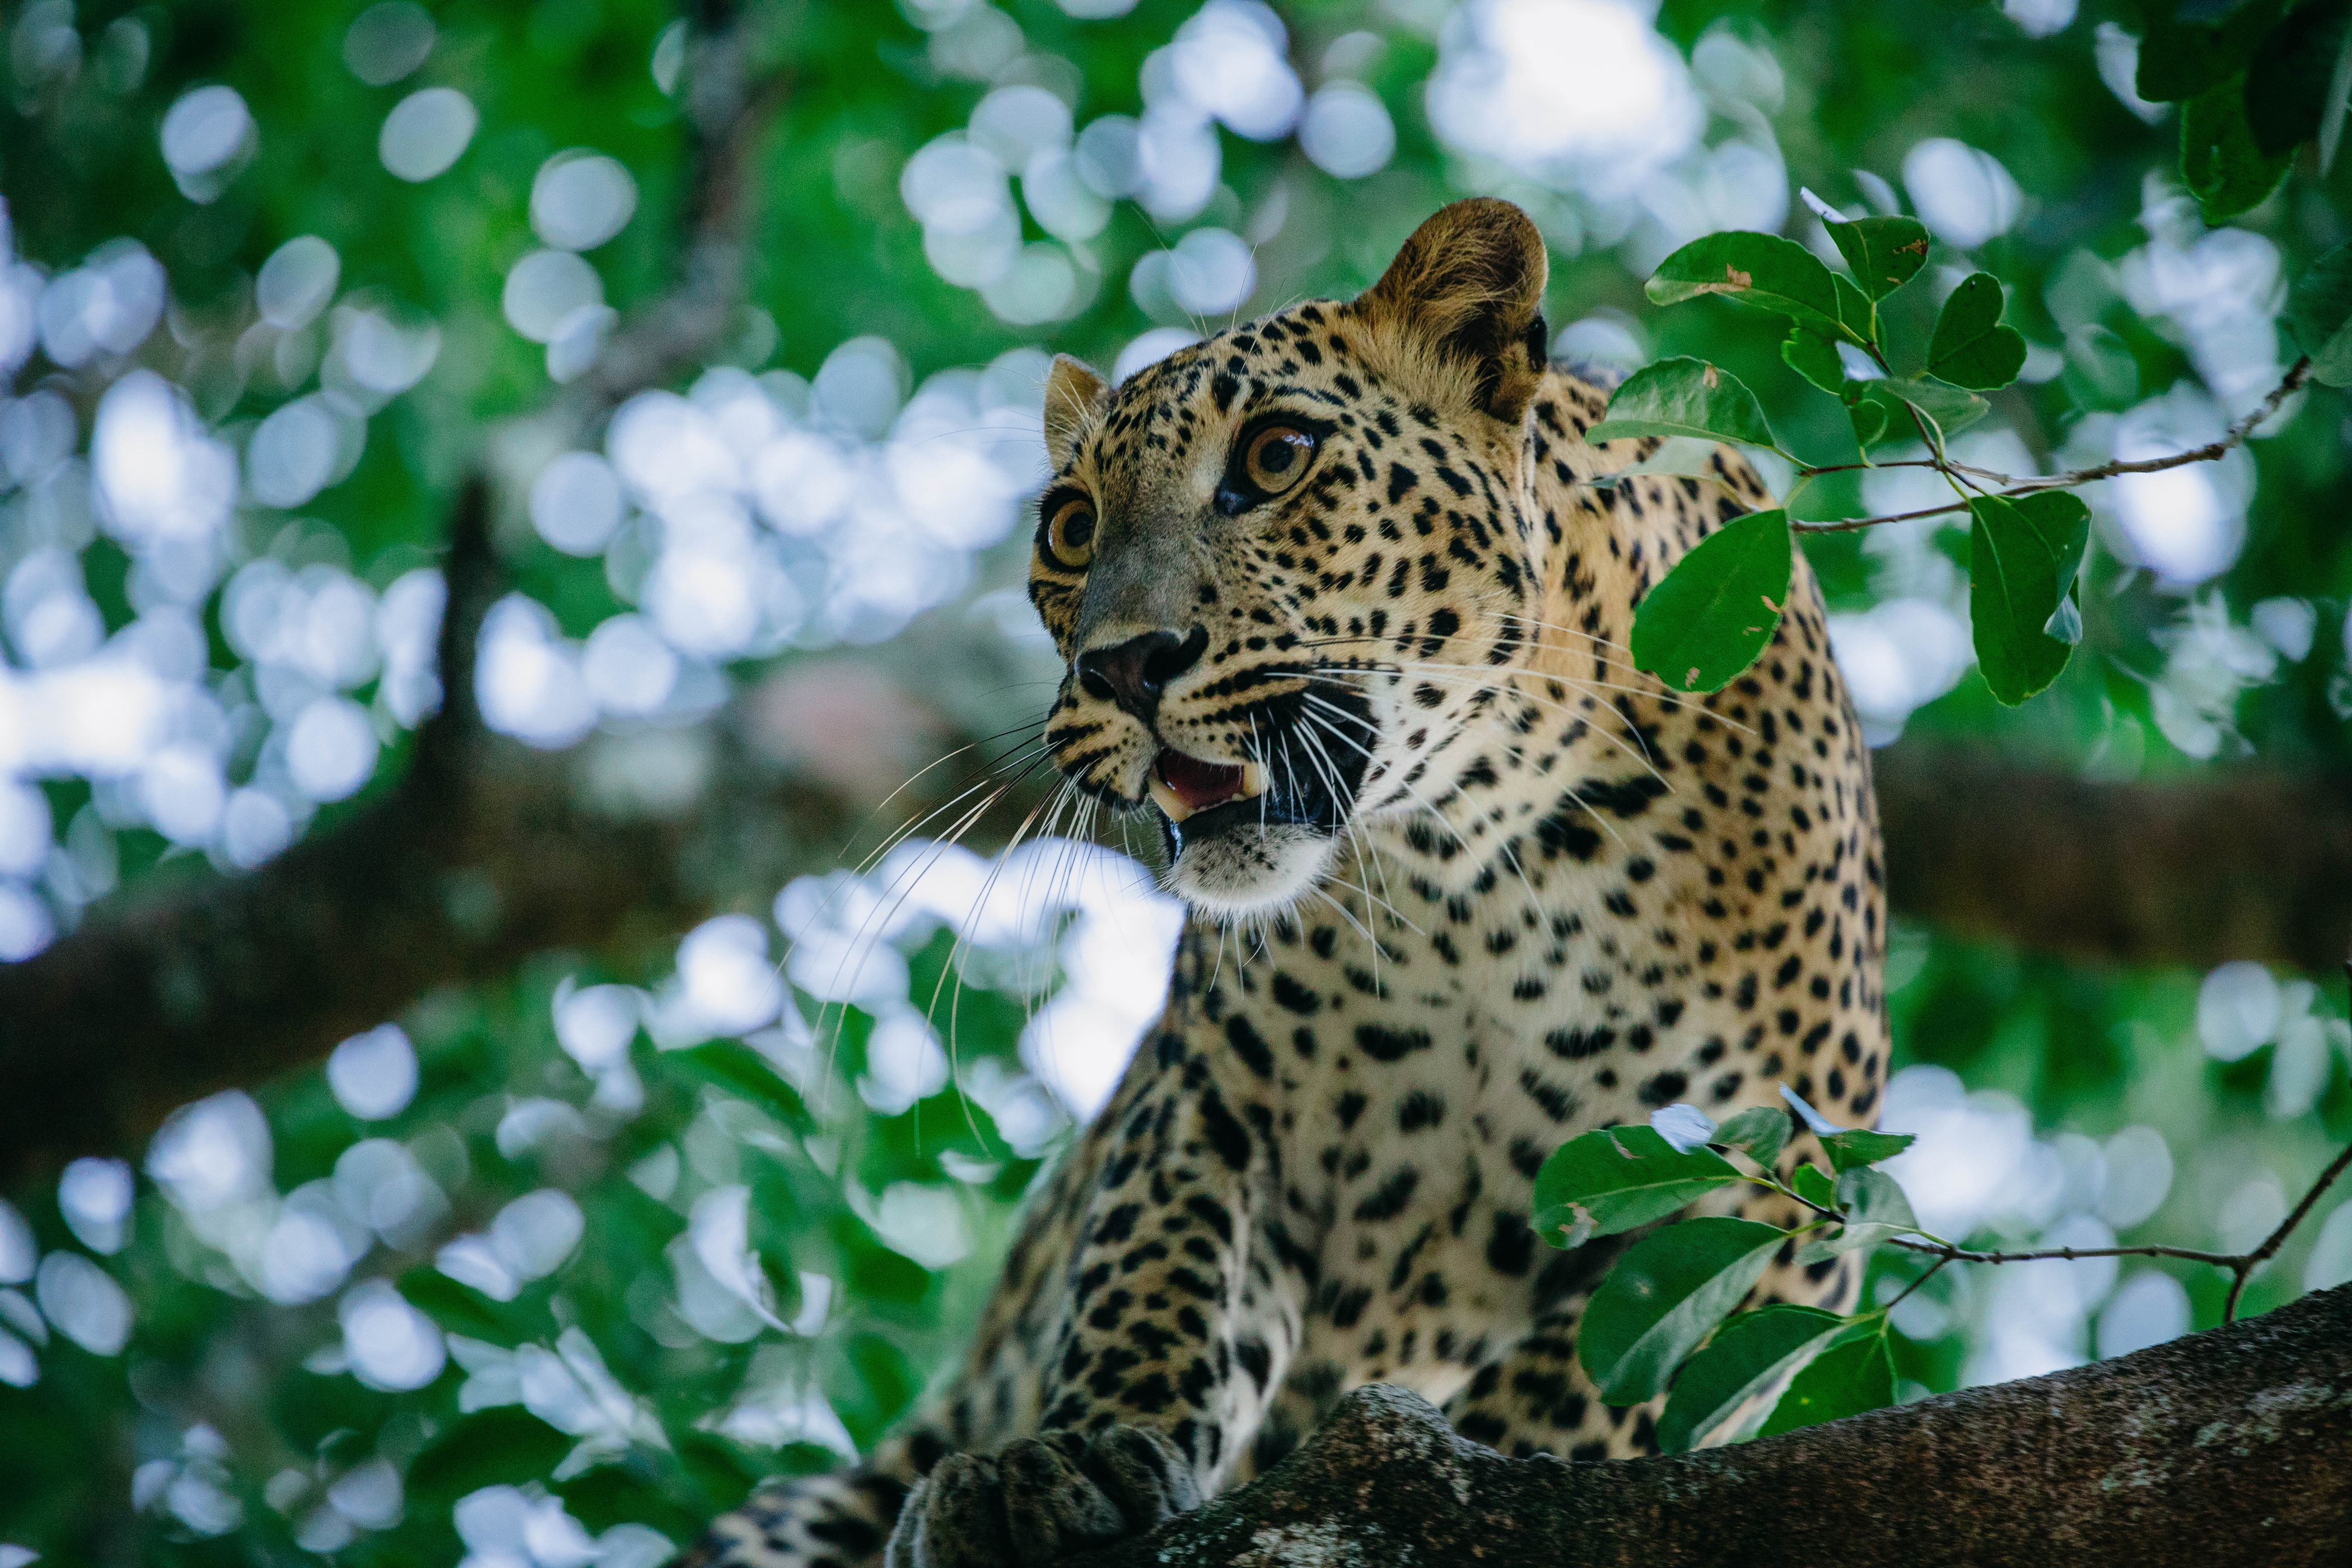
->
xmin=1872 ymin=742 xmax=2352 ymax=973
xmin=1067 ymin=1285 xmax=2352 ymax=1568
xmin=1787 ymin=357 xmax=2313 ymax=535
xmin=1 ymin=683 xmax=2344 ymax=1186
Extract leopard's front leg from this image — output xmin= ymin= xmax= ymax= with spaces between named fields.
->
xmin=888 ymin=1038 xmax=1303 ymax=1568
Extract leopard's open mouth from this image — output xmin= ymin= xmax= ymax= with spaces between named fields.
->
xmin=1145 ymin=749 xmax=1268 ymax=823
xmin=1143 ymin=684 xmax=1376 ymax=863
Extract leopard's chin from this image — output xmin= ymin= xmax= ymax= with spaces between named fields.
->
xmin=1161 ymin=813 xmax=1341 ymax=919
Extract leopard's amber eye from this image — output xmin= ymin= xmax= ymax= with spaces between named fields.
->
xmin=1243 ymin=424 xmax=1317 ymax=496
xmin=1046 ymin=496 xmax=1096 ymax=568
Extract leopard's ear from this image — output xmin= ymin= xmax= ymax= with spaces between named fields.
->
xmin=1356 ymin=198 xmax=1551 ymax=426
xmin=1043 ymin=353 xmax=1109 ymax=470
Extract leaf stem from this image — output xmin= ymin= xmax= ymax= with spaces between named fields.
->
xmin=1784 ymin=356 xmax=2313 ymax=536
xmin=1737 ymin=1129 xmax=2350 ymax=1324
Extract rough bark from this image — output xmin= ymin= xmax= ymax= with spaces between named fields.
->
xmin=1070 ymin=1284 xmax=2352 ymax=1568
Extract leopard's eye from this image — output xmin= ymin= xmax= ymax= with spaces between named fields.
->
xmin=1046 ymin=496 xmax=1096 ymax=568
xmin=1243 ymin=424 xmax=1317 ymax=496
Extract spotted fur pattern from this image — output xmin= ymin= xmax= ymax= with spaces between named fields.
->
xmin=678 ymin=200 xmax=1887 ymax=1568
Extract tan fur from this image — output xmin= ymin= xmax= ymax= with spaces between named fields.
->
xmin=680 ymin=202 xmax=1886 ymax=1568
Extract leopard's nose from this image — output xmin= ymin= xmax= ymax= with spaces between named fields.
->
xmin=1075 ymin=627 xmax=1207 ymax=722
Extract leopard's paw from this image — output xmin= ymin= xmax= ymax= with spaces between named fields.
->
xmin=883 ymin=1427 xmax=1199 ymax=1568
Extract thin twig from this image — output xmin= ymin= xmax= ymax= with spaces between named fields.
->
xmin=1757 ymin=1127 xmax=2350 ymax=1322
xmin=1786 ymin=356 xmax=2313 ymax=535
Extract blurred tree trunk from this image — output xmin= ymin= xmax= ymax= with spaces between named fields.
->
xmin=1070 ymin=1283 xmax=2351 ymax=1568
xmin=1 ymin=631 xmax=2347 ymax=1186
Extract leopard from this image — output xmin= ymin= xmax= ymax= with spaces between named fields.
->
xmin=677 ymin=198 xmax=1889 ymax=1568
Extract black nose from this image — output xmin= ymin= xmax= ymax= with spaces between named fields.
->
xmin=1076 ymin=628 xmax=1207 ymax=721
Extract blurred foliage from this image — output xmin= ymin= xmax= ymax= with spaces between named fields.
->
xmin=2 ymin=0 xmax=2351 ymax=1564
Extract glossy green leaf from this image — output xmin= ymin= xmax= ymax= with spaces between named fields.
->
xmin=1820 ymin=1127 xmax=1919 ymax=1174
xmin=1856 ymin=379 xmax=1989 ymax=449
xmin=2061 ymin=323 xmax=2140 ymax=409
xmin=1781 ymin=325 xmax=1849 ymax=398
xmin=1968 ymin=492 xmax=2091 ymax=706
xmin=2182 ymin=78 xmax=2293 ymax=223
xmin=1926 ymin=273 xmax=2028 ymax=390
xmin=1793 ymin=1163 xmax=1837 ymax=1210
xmin=1656 ymin=1305 xmax=1849 ymax=1453
xmin=1709 ymin=1105 xmax=1791 ymax=1170
xmin=1646 ymin=231 xmax=1849 ymax=338
xmin=1757 ymin=1317 xmax=1897 ymax=1436
xmin=2244 ymin=0 xmax=2352 ymax=156
xmin=1847 ymin=395 xmax=1889 ymax=451
xmin=406 ymin=1410 xmax=573 ymax=1504
xmin=399 ymin=1266 xmax=530 ymax=1341
xmin=1586 ymin=357 xmax=1779 ymax=449
xmin=1833 ymin=272 xmax=1879 ymax=348
xmin=2288 ymin=240 xmax=2352 ymax=386
xmin=1578 ymin=1217 xmax=1789 ymax=1404
xmin=2136 ymin=1 xmax=2287 ymax=103
xmin=1532 ymin=1125 xmax=1741 ymax=1249
xmin=1795 ymin=1167 xmax=1919 ymax=1262
xmin=1824 ymin=214 xmax=1931 ymax=300
xmin=1629 ymin=508 xmax=1792 ymax=695
xmin=671 ymin=1039 xmax=808 ymax=1127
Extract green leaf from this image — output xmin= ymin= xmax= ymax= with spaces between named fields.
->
xmin=2288 ymin=240 xmax=2352 ymax=386
xmin=1629 ymin=508 xmax=1793 ymax=695
xmin=2136 ymin=2 xmax=2287 ymax=104
xmin=1820 ymin=1127 xmax=1919 ymax=1175
xmin=2244 ymin=0 xmax=2352 ymax=156
xmin=1586 ymin=357 xmax=1779 ymax=449
xmin=1578 ymin=1217 xmax=1789 ymax=1405
xmin=1795 ymin=1167 xmax=1919 ymax=1263
xmin=1833 ymin=273 xmax=1878 ymax=348
xmin=1847 ymin=396 xmax=1889 ymax=451
xmin=1757 ymin=1318 xmax=1897 ymax=1436
xmin=1792 ymin=1163 xmax=1836 ymax=1210
xmin=1926 ymin=273 xmax=2028 ymax=391
xmin=1781 ymin=325 xmax=1849 ymax=399
xmin=1646 ymin=231 xmax=1849 ymax=339
xmin=398 ymin=1266 xmax=529 ymax=1342
xmin=669 ymin=1040 xmax=808 ymax=1126
xmin=1709 ymin=1105 xmax=1791 ymax=1171
xmin=1532 ymin=1125 xmax=1741 ymax=1249
xmin=1824 ymin=214 xmax=1931 ymax=301
xmin=1967 ymin=492 xmax=2091 ymax=706
xmin=2182 ymin=78 xmax=2292 ymax=223
xmin=2061 ymin=324 xmax=2140 ymax=410
xmin=405 ymin=1410 xmax=573 ymax=1505
xmin=1855 ymin=379 xmax=1989 ymax=450
xmin=1656 ymin=1305 xmax=1849 ymax=1453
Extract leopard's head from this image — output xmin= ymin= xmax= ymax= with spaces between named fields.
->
xmin=1029 ymin=199 xmax=1555 ymax=918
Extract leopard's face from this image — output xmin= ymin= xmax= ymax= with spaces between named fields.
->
xmin=1027 ymin=201 xmax=1556 ymax=920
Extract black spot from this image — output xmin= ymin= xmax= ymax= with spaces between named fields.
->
xmin=1225 ymin=1015 xmax=1275 ymax=1077
xmin=1357 ymin=1023 xmax=1433 ymax=1061
xmin=1198 ymin=1089 xmax=1253 ymax=1170
xmin=1270 ymin=973 xmax=1323 ymax=1016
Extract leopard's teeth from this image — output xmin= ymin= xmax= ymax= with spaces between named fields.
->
xmin=1240 ymin=761 xmax=1268 ymax=798
xmin=1147 ymin=772 xmax=1194 ymax=822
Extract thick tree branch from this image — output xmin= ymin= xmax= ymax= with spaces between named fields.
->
xmin=1872 ymin=742 xmax=2352 ymax=973
xmin=2 ymin=676 xmax=2346 ymax=1186
xmin=1071 ymin=1284 xmax=2351 ymax=1568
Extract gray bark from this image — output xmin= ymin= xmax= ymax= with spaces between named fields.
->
xmin=1074 ymin=1283 xmax=2352 ymax=1568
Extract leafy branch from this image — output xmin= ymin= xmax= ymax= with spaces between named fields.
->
xmin=1594 ymin=219 xmax=2352 ymax=708
xmin=1782 ymin=354 xmax=2313 ymax=537
xmin=1528 ymin=1088 xmax=2352 ymax=1453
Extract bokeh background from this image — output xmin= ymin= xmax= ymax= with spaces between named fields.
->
xmin=1 ymin=0 xmax=2350 ymax=1562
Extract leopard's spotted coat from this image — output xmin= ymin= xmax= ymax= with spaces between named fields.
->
xmin=680 ymin=200 xmax=1887 ymax=1568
